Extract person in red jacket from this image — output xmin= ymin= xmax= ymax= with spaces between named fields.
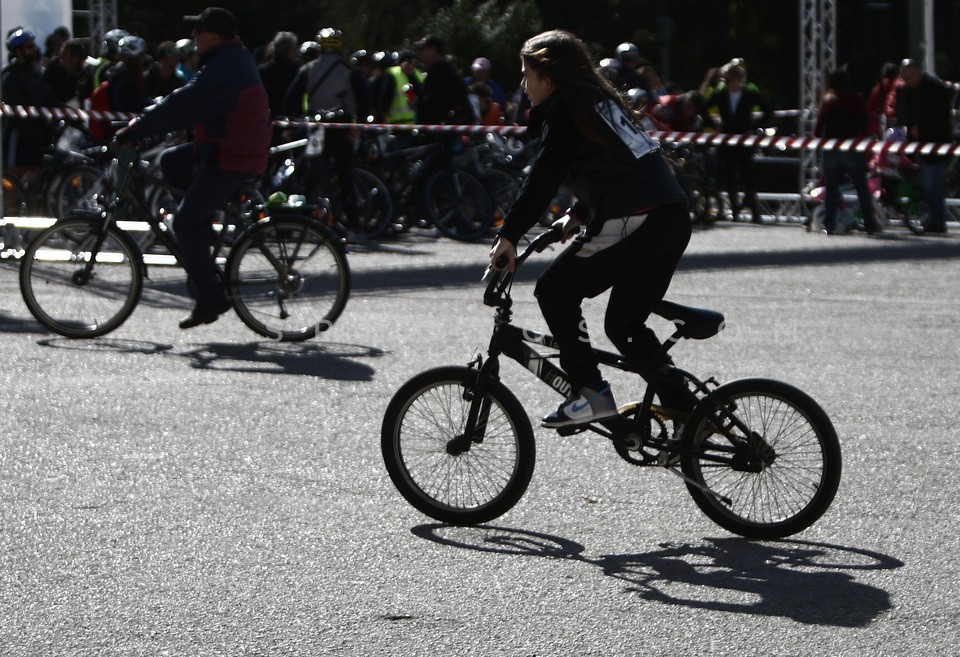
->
xmin=117 ymin=7 xmax=271 ymax=328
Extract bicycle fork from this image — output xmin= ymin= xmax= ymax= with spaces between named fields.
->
xmin=446 ymin=354 xmax=498 ymax=456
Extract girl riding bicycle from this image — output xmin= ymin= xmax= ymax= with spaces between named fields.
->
xmin=489 ymin=29 xmax=691 ymax=428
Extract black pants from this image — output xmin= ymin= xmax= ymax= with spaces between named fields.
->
xmin=534 ymin=203 xmax=691 ymax=391
xmin=718 ymin=144 xmax=758 ymax=219
xmin=308 ymin=130 xmax=358 ymax=226
xmin=161 ymin=143 xmax=251 ymax=305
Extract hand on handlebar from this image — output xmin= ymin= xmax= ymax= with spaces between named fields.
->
xmin=489 ymin=236 xmax=517 ymax=273
xmin=553 ymin=214 xmax=581 ymax=243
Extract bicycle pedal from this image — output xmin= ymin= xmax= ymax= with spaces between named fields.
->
xmin=556 ymin=425 xmax=588 ymax=436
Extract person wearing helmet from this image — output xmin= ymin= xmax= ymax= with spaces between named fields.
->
xmin=612 ymin=41 xmax=649 ymax=94
xmin=175 ymin=38 xmax=199 ymax=81
xmin=283 ymin=28 xmax=368 ymax=229
xmin=2 ymin=27 xmax=60 ymax=176
xmin=116 ymin=7 xmax=271 ymax=329
xmin=299 ymin=41 xmax=320 ymax=64
xmin=105 ymin=36 xmax=150 ymax=114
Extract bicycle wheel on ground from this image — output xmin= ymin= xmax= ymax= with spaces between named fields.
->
xmin=225 ymin=215 xmax=349 ymax=342
xmin=19 ymin=213 xmax=143 ymax=338
xmin=381 ymin=366 xmax=536 ymax=525
xmin=680 ymin=378 xmax=841 ymax=539
xmin=425 ymin=169 xmax=493 ymax=241
xmin=349 ymin=168 xmax=394 ymax=239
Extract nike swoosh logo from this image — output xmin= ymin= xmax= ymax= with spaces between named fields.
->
xmin=570 ymin=386 xmax=610 ymax=413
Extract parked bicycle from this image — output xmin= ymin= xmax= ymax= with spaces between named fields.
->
xmin=382 ymin=226 xmax=842 ymax=539
xmin=20 ymin=143 xmax=350 ymax=341
xmin=360 ymin=132 xmax=494 ymax=241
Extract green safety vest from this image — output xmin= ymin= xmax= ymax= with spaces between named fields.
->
xmin=385 ymin=66 xmax=424 ymax=124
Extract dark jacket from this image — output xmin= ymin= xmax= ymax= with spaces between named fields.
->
xmin=1 ymin=60 xmax=60 ymax=166
xmin=498 ymin=92 xmax=688 ymax=245
xmin=702 ymin=86 xmax=774 ymax=134
xmin=895 ymin=74 xmax=953 ymax=144
xmin=129 ymin=38 xmax=271 ymax=174
xmin=258 ymin=56 xmax=300 ymax=117
xmin=417 ymin=57 xmax=474 ymax=125
xmin=815 ymin=90 xmax=868 ymax=139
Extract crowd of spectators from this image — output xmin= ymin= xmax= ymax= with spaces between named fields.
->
xmin=3 ymin=23 xmax=958 ymax=230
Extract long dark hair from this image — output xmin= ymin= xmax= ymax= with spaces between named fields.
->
xmin=521 ymin=30 xmax=634 ymax=152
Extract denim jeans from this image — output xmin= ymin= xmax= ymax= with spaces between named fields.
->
xmin=919 ymin=157 xmax=948 ymax=231
xmin=822 ymin=151 xmax=877 ymax=232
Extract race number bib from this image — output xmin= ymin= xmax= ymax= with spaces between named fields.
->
xmin=305 ymin=125 xmax=326 ymax=156
xmin=594 ymin=100 xmax=658 ymax=159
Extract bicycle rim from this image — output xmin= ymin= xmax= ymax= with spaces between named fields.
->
xmin=20 ymin=219 xmax=142 ymax=338
xmin=227 ymin=218 xmax=349 ymax=341
xmin=427 ymin=170 xmax=493 ymax=241
xmin=350 ymin=169 xmax=394 ymax=239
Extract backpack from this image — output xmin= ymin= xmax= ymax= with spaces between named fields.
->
xmin=87 ymin=80 xmax=113 ymax=140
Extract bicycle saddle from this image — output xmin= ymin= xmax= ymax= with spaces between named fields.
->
xmin=653 ymin=300 xmax=725 ymax=340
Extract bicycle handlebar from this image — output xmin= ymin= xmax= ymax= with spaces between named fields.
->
xmin=483 ymin=225 xmax=564 ymax=305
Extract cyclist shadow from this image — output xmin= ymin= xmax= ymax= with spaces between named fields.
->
xmin=179 ymin=341 xmax=383 ymax=380
xmin=36 ymin=336 xmax=174 ymax=354
xmin=412 ymin=524 xmax=903 ymax=628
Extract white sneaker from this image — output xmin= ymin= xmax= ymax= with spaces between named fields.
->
xmin=541 ymin=381 xmax=619 ymax=428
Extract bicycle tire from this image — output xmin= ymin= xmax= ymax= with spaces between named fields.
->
xmin=225 ymin=215 xmax=350 ymax=342
xmin=381 ymin=366 xmax=536 ymax=525
xmin=425 ymin=169 xmax=494 ymax=241
xmin=481 ymin=167 xmax=522 ymax=226
xmin=19 ymin=214 xmax=144 ymax=338
xmin=680 ymin=378 xmax=841 ymax=539
xmin=349 ymin=168 xmax=394 ymax=239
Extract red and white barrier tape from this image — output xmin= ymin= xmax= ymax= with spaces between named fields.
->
xmin=3 ymin=102 xmax=959 ymax=155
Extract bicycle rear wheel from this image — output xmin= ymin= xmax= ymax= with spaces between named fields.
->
xmin=226 ymin=215 xmax=350 ymax=342
xmin=19 ymin=214 xmax=143 ymax=338
xmin=680 ymin=378 xmax=841 ymax=539
xmin=425 ymin=169 xmax=493 ymax=241
xmin=381 ymin=366 xmax=535 ymax=525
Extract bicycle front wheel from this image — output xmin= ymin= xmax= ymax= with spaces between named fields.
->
xmin=680 ymin=378 xmax=841 ymax=539
xmin=425 ymin=169 xmax=493 ymax=241
xmin=19 ymin=215 xmax=143 ymax=338
xmin=381 ymin=366 xmax=535 ymax=525
xmin=226 ymin=215 xmax=350 ymax=342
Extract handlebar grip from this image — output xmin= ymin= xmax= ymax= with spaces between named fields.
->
xmin=494 ymin=255 xmax=508 ymax=269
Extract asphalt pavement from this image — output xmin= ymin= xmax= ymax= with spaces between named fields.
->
xmin=1 ymin=220 xmax=959 ymax=656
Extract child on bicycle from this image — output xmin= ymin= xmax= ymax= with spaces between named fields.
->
xmin=489 ymin=29 xmax=692 ymax=428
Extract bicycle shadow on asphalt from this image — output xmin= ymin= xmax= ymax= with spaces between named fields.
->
xmin=0 ymin=309 xmax=52 ymax=335
xmin=179 ymin=341 xmax=383 ymax=380
xmin=35 ymin=336 xmax=174 ymax=354
xmin=412 ymin=524 xmax=903 ymax=628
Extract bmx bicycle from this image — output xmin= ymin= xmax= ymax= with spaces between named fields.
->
xmin=381 ymin=227 xmax=842 ymax=539
xmin=19 ymin=143 xmax=349 ymax=340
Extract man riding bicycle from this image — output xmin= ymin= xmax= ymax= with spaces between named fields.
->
xmin=116 ymin=7 xmax=272 ymax=329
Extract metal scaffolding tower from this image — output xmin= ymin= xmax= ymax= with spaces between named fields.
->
xmin=798 ymin=0 xmax=837 ymax=196
xmin=73 ymin=0 xmax=119 ymax=56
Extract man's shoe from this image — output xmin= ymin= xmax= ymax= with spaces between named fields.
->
xmin=179 ymin=298 xmax=232 ymax=329
xmin=542 ymin=381 xmax=619 ymax=428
